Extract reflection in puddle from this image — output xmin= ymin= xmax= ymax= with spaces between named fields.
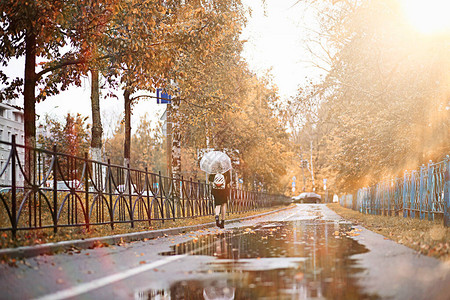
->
xmin=139 ymin=220 xmax=379 ymax=299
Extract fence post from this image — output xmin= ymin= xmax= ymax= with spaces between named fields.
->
xmin=387 ymin=179 xmax=392 ymax=216
xmin=126 ymin=163 xmax=134 ymax=228
xmin=402 ymin=171 xmax=409 ymax=218
xmin=158 ymin=171 xmax=164 ymax=223
xmin=419 ymin=165 xmax=426 ymax=220
xmin=84 ymin=152 xmax=90 ymax=232
xmin=444 ymin=156 xmax=450 ymax=227
xmin=10 ymin=135 xmax=17 ymax=238
xmin=52 ymin=144 xmax=58 ymax=233
xmin=107 ymin=159 xmax=114 ymax=230
xmin=427 ymin=161 xmax=434 ymax=221
xmin=412 ymin=171 xmax=417 ymax=218
xmin=144 ymin=167 xmax=151 ymax=227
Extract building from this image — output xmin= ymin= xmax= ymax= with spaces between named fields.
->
xmin=0 ymin=99 xmax=25 ymax=187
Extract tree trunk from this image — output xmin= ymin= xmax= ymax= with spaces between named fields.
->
xmin=90 ymin=69 xmax=103 ymax=157
xmin=90 ymin=69 xmax=103 ymax=187
xmin=24 ymin=31 xmax=36 ymax=184
xmin=171 ymin=99 xmax=181 ymax=178
xmin=123 ymin=89 xmax=131 ymax=168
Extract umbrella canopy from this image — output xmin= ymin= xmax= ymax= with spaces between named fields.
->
xmin=200 ymin=151 xmax=232 ymax=174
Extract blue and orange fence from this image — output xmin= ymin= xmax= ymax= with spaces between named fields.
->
xmin=340 ymin=155 xmax=450 ymax=227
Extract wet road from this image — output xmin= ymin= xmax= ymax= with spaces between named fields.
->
xmin=0 ymin=204 xmax=449 ymax=299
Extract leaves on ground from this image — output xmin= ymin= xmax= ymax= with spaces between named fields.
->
xmin=328 ymin=203 xmax=450 ymax=262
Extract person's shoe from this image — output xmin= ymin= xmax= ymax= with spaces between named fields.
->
xmin=215 ymin=215 xmax=220 ymax=227
xmin=219 ymin=220 xmax=225 ymax=229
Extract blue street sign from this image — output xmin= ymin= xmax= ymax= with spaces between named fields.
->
xmin=156 ymin=88 xmax=172 ymax=104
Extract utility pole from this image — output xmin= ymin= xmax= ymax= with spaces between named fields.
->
xmin=158 ymin=89 xmax=173 ymax=178
xmin=166 ymin=104 xmax=172 ymax=177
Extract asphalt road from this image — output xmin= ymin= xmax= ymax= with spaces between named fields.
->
xmin=0 ymin=204 xmax=449 ymax=300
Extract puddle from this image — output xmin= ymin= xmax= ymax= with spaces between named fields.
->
xmin=140 ymin=220 xmax=379 ymax=299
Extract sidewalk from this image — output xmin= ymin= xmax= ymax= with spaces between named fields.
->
xmin=0 ymin=206 xmax=294 ymax=260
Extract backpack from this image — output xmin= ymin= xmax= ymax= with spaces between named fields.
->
xmin=213 ymin=173 xmax=226 ymax=189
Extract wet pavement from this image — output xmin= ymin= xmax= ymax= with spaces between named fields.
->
xmin=146 ymin=219 xmax=377 ymax=299
xmin=140 ymin=220 xmax=377 ymax=299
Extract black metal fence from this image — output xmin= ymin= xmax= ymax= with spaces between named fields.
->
xmin=0 ymin=137 xmax=287 ymax=237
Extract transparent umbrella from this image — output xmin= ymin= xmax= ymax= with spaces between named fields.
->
xmin=200 ymin=151 xmax=232 ymax=174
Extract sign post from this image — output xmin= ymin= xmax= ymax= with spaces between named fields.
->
xmin=323 ymin=178 xmax=328 ymax=203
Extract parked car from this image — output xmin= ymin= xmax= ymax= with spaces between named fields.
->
xmin=0 ymin=187 xmax=24 ymax=194
xmin=55 ymin=180 xmax=82 ymax=191
xmin=292 ymin=192 xmax=321 ymax=204
xmin=116 ymin=184 xmax=153 ymax=197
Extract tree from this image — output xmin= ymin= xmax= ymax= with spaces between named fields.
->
xmin=103 ymin=115 xmax=165 ymax=173
xmin=166 ymin=1 xmax=247 ymax=178
xmin=38 ymin=113 xmax=90 ymax=155
xmin=178 ymin=57 xmax=293 ymax=193
xmin=38 ymin=113 xmax=91 ymax=180
xmin=0 ymin=0 xmax=118 ymax=147
xmin=294 ymin=0 xmax=450 ymax=192
xmin=103 ymin=120 xmax=124 ymax=166
xmin=131 ymin=116 xmax=165 ymax=173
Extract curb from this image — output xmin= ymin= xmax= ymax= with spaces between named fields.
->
xmin=0 ymin=205 xmax=294 ymax=260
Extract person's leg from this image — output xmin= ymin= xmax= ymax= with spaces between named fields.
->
xmin=215 ymin=205 xmax=221 ymax=216
xmin=221 ymin=203 xmax=227 ymax=220
xmin=219 ymin=203 xmax=227 ymax=228
xmin=215 ymin=205 xmax=221 ymax=227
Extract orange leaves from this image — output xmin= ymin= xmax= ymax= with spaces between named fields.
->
xmin=243 ymin=227 xmax=255 ymax=234
xmin=294 ymin=272 xmax=304 ymax=282
xmin=346 ymin=229 xmax=361 ymax=237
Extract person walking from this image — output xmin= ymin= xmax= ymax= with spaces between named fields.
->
xmin=209 ymin=170 xmax=231 ymax=229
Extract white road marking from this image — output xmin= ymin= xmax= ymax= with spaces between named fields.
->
xmin=34 ymin=228 xmax=244 ymax=300
xmin=280 ymin=208 xmax=300 ymax=221
xmin=33 ymin=254 xmax=187 ymax=300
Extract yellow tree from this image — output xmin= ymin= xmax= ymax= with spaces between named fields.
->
xmin=297 ymin=0 xmax=450 ymax=192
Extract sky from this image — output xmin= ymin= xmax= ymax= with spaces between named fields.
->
xmin=3 ymin=0 xmax=320 ymax=132
xmin=241 ymin=0 xmax=319 ymax=97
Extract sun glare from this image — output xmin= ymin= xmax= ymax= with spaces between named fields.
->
xmin=400 ymin=0 xmax=450 ymax=34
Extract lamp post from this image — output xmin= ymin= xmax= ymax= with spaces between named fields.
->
xmin=301 ymin=159 xmax=308 ymax=192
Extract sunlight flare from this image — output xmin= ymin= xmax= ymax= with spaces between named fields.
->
xmin=400 ymin=0 xmax=450 ymax=34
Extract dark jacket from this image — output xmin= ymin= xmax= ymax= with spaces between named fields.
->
xmin=209 ymin=170 xmax=231 ymax=205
